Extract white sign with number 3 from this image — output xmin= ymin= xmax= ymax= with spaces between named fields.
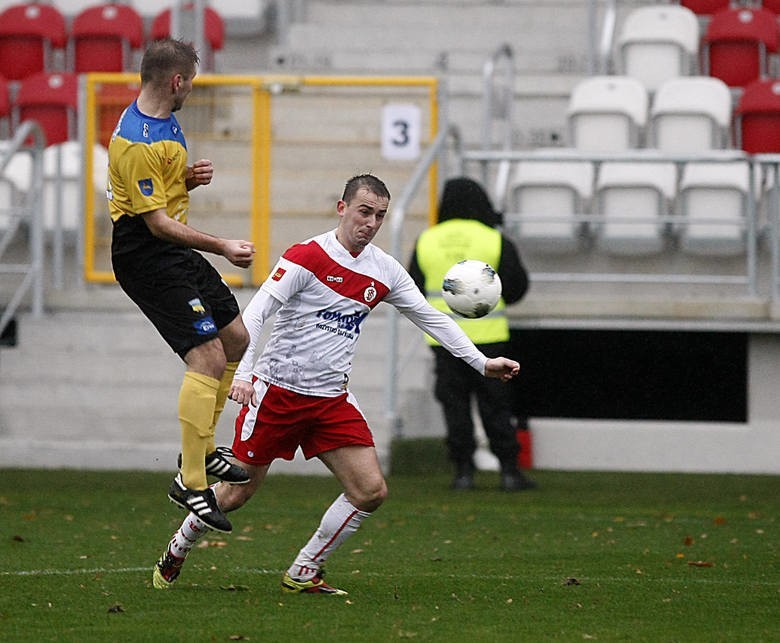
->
xmin=381 ymin=103 xmax=421 ymax=161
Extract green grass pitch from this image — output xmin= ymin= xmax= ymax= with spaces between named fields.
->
xmin=0 ymin=466 xmax=778 ymax=641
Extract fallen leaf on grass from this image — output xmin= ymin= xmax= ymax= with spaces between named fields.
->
xmin=563 ymin=577 xmax=581 ymax=586
xmin=12 ymin=535 xmax=24 ymax=542
xmin=228 ymin=635 xmax=248 ymax=641
xmin=220 ymin=585 xmax=250 ymax=591
xmin=107 ymin=604 xmax=125 ymax=613
xmin=683 ymin=535 xmax=694 ymax=546
xmin=687 ymin=560 xmax=714 ymax=567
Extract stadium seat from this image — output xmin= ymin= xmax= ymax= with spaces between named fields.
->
xmin=594 ymin=154 xmax=677 ymax=255
xmin=43 ymin=140 xmax=109 ymax=234
xmin=13 ymin=72 xmax=78 ymax=146
xmin=0 ymin=140 xmax=33 ymax=232
xmin=679 ymin=0 xmax=730 ymax=17
xmin=507 ymin=149 xmax=595 ymax=253
xmin=70 ymin=3 xmax=145 ymax=73
xmin=0 ymin=74 xmax=9 ymax=138
xmin=650 ymin=76 xmax=732 ymax=152
xmin=150 ymin=5 xmax=224 ymax=71
xmin=616 ymin=5 xmax=699 ymax=93
xmin=678 ymin=155 xmax=751 ymax=255
xmin=0 ymin=3 xmax=67 ymax=81
xmin=735 ymin=77 xmax=780 ymax=153
xmin=702 ymin=7 xmax=779 ymax=89
xmin=566 ymin=76 xmax=648 ymax=152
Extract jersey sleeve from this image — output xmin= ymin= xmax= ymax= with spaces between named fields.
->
xmin=118 ymin=142 xmax=168 ymax=215
xmin=385 ymin=258 xmax=488 ymax=373
xmin=234 ymin=287 xmax=283 ymax=382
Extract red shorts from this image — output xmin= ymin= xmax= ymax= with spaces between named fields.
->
xmin=232 ymin=381 xmax=375 ymax=466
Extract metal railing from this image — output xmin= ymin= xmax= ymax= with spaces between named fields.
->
xmin=0 ymin=121 xmax=45 ymax=337
xmin=385 ymin=124 xmax=461 ymax=438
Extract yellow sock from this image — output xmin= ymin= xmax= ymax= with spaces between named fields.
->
xmin=179 ymin=371 xmax=220 ymax=490
xmin=205 ymin=361 xmax=239 ymax=454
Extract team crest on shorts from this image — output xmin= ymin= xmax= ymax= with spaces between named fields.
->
xmin=363 ymin=282 xmax=377 ymax=303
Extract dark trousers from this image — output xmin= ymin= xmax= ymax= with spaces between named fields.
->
xmin=432 ymin=343 xmax=520 ymax=471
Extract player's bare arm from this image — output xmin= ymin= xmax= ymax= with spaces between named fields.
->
xmin=185 ymin=158 xmax=213 ymax=190
xmin=229 ymin=379 xmax=256 ymax=406
xmin=142 ymin=209 xmax=255 ymax=268
xmin=484 ymin=357 xmax=520 ymax=382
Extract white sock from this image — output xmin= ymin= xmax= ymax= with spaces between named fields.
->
xmin=287 ymin=493 xmax=371 ymax=581
xmin=168 ymin=513 xmax=209 ymax=559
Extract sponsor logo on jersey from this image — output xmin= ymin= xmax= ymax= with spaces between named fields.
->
xmin=272 ymin=267 xmax=286 ymax=281
xmin=326 ymin=275 xmax=344 ymax=283
xmin=138 ymin=178 xmax=153 ymax=196
xmin=193 ymin=317 xmax=217 ymax=335
xmin=188 ymin=298 xmax=205 ymax=314
xmin=315 ymin=309 xmax=368 ymax=338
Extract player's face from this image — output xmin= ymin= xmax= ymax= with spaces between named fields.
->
xmin=171 ymin=72 xmax=194 ymax=112
xmin=336 ymin=188 xmax=389 ymax=254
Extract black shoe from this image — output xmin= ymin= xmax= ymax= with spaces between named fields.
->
xmin=167 ymin=473 xmax=232 ymax=533
xmin=177 ymin=446 xmax=250 ymax=484
xmin=500 ymin=469 xmax=537 ymax=492
xmin=451 ymin=463 xmax=475 ymax=490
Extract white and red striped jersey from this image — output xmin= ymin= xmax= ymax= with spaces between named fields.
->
xmin=236 ymin=229 xmax=488 ymax=397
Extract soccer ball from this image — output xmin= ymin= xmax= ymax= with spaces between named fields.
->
xmin=441 ymin=260 xmax=502 ymax=319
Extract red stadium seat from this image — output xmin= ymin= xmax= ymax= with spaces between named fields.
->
xmin=702 ymin=7 xmax=780 ymax=88
xmin=13 ymin=72 xmax=78 ymax=146
xmin=150 ymin=5 xmax=224 ymax=70
xmin=679 ymin=0 xmax=730 ymax=17
xmin=70 ymin=3 xmax=145 ymax=73
xmin=734 ymin=78 xmax=780 ymax=153
xmin=0 ymin=3 xmax=67 ymax=81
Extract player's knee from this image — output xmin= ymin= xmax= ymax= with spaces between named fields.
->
xmin=354 ymin=477 xmax=388 ymax=513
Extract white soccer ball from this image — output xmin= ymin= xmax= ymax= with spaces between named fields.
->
xmin=441 ymin=259 xmax=502 ymax=319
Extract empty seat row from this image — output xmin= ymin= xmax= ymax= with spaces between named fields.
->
xmin=0 ymin=2 xmax=224 ymax=80
xmin=506 ymin=149 xmax=756 ymax=257
xmin=617 ymin=4 xmax=780 ymax=91
xmin=567 ymin=75 xmax=733 ymax=153
xmin=567 ymin=73 xmax=780 ymax=155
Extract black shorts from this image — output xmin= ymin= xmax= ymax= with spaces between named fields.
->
xmin=114 ymin=250 xmax=241 ymax=359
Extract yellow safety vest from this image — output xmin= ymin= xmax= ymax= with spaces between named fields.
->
xmin=416 ymin=219 xmax=509 ymax=345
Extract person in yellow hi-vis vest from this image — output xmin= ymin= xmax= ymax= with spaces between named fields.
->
xmin=408 ymin=177 xmax=536 ymax=491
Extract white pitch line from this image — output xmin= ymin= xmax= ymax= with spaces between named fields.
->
xmin=1 ymin=567 xmax=777 ymax=587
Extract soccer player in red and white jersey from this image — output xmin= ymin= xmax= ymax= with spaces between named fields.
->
xmin=152 ymin=174 xmax=521 ymax=594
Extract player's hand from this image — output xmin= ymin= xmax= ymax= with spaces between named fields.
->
xmin=484 ymin=357 xmax=520 ymax=382
xmin=186 ymin=159 xmax=213 ymax=188
xmin=223 ymin=239 xmax=256 ymax=268
xmin=229 ymin=379 xmax=257 ymax=406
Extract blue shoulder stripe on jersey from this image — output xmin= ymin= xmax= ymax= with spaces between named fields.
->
xmin=115 ymin=101 xmax=187 ymax=149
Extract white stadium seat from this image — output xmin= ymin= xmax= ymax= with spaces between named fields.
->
xmin=567 ymin=76 xmax=648 ymax=152
xmin=508 ymin=148 xmax=594 ymax=253
xmin=616 ymin=4 xmax=700 ymax=92
xmin=650 ymin=76 xmax=733 ymax=152
xmin=594 ymin=153 xmax=677 ymax=255
xmin=678 ymin=154 xmax=752 ymax=255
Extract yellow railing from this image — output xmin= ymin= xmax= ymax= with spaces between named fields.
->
xmin=82 ymin=73 xmax=439 ymax=286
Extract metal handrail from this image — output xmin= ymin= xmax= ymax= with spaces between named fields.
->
xmin=0 ymin=120 xmax=46 ymax=337
xmin=480 ymin=44 xmax=514 ymax=208
xmin=385 ymin=124 xmax=461 ymax=439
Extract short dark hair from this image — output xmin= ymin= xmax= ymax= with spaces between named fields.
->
xmin=140 ymin=38 xmax=199 ymax=87
xmin=342 ymin=174 xmax=391 ymax=204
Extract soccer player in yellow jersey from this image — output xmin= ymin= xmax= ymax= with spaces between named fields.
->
xmin=107 ymin=38 xmax=255 ymax=534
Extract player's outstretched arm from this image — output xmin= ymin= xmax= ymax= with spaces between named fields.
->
xmin=484 ymin=357 xmax=520 ymax=382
